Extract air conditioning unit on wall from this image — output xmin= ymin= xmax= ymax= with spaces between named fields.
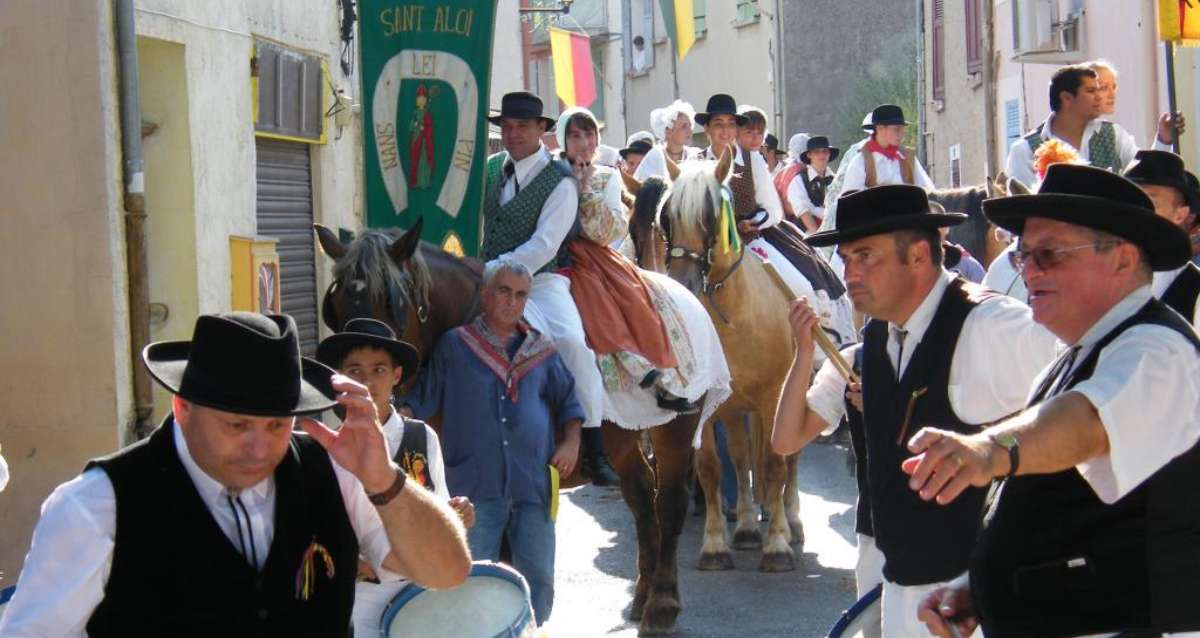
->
xmin=1012 ymin=0 xmax=1086 ymax=64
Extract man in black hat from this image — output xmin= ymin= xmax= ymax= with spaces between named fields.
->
xmin=773 ymin=185 xmax=1057 ymax=636
xmin=840 ymin=105 xmax=935 ymax=193
xmin=786 ymin=135 xmax=840 ymax=233
xmin=0 ymin=312 xmax=471 ymax=636
xmin=1123 ymin=150 xmax=1200 ymax=328
xmin=908 ymin=164 xmax=1200 ymax=638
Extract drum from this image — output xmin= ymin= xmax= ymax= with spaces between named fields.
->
xmin=826 ymin=584 xmax=882 ymax=638
xmin=0 ymin=586 xmax=15 ymax=622
xmin=381 ymin=562 xmax=537 ymax=638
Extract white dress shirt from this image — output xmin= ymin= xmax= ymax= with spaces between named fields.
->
xmin=787 ymin=166 xmax=833 ymax=222
xmin=492 ymin=143 xmax=580 ymax=274
xmin=0 ymin=424 xmax=398 ymax=638
xmin=839 ymin=146 xmax=936 ymax=193
xmin=807 ymin=270 xmax=1060 ymax=432
xmin=698 ymin=143 xmax=784 ymax=229
xmin=1004 ymin=113 xmax=1169 ymax=188
xmin=1041 ymin=285 xmax=1200 ymax=504
xmin=1151 ymin=266 xmax=1200 ymax=331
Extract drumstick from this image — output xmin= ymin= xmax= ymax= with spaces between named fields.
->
xmin=812 ymin=325 xmax=860 ymax=385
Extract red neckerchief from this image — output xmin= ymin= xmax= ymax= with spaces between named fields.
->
xmin=456 ymin=317 xmax=557 ymax=402
xmin=866 ymin=138 xmax=902 ymax=161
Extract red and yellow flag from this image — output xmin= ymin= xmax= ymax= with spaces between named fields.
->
xmin=548 ymin=27 xmax=596 ymax=108
xmin=1160 ymin=0 xmax=1200 ymax=45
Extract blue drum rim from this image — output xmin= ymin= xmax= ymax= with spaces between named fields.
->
xmin=0 ymin=585 xmax=14 ymax=606
xmin=380 ymin=562 xmax=534 ymax=638
xmin=825 ymin=583 xmax=882 ymax=638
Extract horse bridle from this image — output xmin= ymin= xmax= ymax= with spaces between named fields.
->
xmin=321 ymin=271 xmax=430 ymax=333
xmin=663 ymin=225 xmax=744 ymax=325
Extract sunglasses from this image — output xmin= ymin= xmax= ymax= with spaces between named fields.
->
xmin=1011 ymin=241 xmax=1119 ymax=272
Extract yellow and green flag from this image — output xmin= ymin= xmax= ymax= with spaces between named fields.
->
xmin=658 ymin=0 xmax=696 ymax=60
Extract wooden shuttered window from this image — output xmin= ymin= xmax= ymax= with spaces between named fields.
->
xmin=932 ymin=0 xmax=945 ymax=101
xmin=965 ymin=0 xmax=983 ymax=74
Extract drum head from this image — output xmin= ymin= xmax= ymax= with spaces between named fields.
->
xmin=383 ymin=562 xmax=536 ymax=638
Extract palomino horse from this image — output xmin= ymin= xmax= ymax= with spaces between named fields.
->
xmin=630 ymin=153 xmax=804 ymax=572
xmin=315 ymin=221 xmax=706 ymax=635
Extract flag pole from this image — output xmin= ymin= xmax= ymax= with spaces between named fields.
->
xmin=1166 ymin=40 xmax=1181 ymax=153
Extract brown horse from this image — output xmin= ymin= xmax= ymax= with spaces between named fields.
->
xmin=631 ymin=152 xmax=803 ymax=573
xmin=315 ymin=221 xmax=703 ymax=635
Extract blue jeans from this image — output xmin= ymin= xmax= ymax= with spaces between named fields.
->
xmin=468 ymin=497 xmax=556 ymax=625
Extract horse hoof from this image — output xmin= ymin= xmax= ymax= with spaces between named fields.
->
xmin=638 ymin=598 xmax=681 ymax=635
xmin=698 ymin=551 xmax=735 ymax=571
xmin=788 ymin=523 xmax=805 ymax=547
xmin=630 ymin=592 xmax=648 ymax=621
xmin=758 ymin=551 xmax=796 ymax=573
xmin=732 ymin=528 xmax=763 ymax=550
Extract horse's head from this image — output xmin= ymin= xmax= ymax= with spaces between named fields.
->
xmin=628 ymin=175 xmax=672 ymax=273
xmin=314 ymin=218 xmax=426 ymax=337
xmin=659 ymin=149 xmax=734 ymax=295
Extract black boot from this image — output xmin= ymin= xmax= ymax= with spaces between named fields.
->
xmin=581 ymin=427 xmax=620 ymax=487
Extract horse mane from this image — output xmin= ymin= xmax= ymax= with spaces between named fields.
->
xmin=333 ymin=229 xmax=432 ymax=314
xmin=630 ymin=177 xmax=671 ymax=262
xmin=664 ymin=164 xmax=721 ymax=238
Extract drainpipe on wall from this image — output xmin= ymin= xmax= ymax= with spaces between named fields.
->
xmin=773 ymin=0 xmax=785 ymax=134
xmin=982 ymin=0 xmax=998 ymax=178
xmin=115 ymin=0 xmax=153 ymax=441
xmin=915 ymin=0 xmax=927 ymax=163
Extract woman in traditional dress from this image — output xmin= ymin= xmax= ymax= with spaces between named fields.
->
xmin=633 ymin=100 xmax=703 ymax=181
xmin=555 ymin=106 xmax=700 ymax=413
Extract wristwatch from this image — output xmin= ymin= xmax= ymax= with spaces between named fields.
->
xmin=367 ymin=467 xmax=407 ymax=506
xmin=989 ymin=432 xmax=1020 ymax=479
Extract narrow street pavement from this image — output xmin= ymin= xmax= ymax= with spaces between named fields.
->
xmin=544 ymin=437 xmax=859 ymax=637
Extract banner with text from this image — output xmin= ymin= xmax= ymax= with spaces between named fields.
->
xmin=360 ymin=0 xmax=498 ymax=256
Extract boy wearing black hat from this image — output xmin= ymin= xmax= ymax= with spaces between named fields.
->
xmin=0 ymin=313 xmax=470 ymax=637
xmin=773 ymin=185 xmax=1056 ymax=636
xmin=317 ymin=318 xmax=475 ymax=637
xmin=762 ymin=133 xmax=786 ymax=175
xmin=911 ymin=164 xmax=1200 ymax=638
xmin=786 ymin=136 xmax=841 ymax=233
xmin=1123 ymin=150 xmax=1200 ymax=327
xmin=619 ymin=130 xmax=655 ymax=176
xmin=840 ymin=104 xmax=935 ymax=193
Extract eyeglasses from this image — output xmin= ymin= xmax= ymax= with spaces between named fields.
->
xmin=1011 ymin=241 xmax=1119 ymax=272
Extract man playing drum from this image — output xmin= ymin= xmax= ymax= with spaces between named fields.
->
xmin=0 ymin=312 xmax=470 ymax=636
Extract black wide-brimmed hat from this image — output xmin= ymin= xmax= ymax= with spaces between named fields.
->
xmin=1123 ymin=150 xmax=1200 ymax=212
xmin=317 ymin=318 xmax=420 ymax=384
xmin=984 ymin=163 xmax=1192 ymax=271
xmin=488 ymin=91 xmax=556 ymax=130
xmin=620 ymin=139 xmax=654 ymax=159
xmin=801 ymin=135 xmax=840 ymax=163
xmin=764 ymin=133 xmax=785 ymax=155
xmin=144 ymin=313 xmax=338 ymax=416
xmin=695 ymin=94 xmax=748 ymax=127
xmin=863 ymin=104 xmax=908 ymax=130
xmin=806 ymin=185 xmax=966 ymax=247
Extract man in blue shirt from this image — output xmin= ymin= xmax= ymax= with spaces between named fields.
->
xmin=402 ymin=257 xmax=585 ymax=626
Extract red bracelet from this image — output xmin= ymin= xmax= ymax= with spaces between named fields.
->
xmin=367 ymin=468 xmax=407 ymax=506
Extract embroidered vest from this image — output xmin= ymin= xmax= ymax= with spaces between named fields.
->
xmin=1025 ymin=120 xmax=1121 ymax=172
xmin=1162 ymin=263 xmax=1200 ymax=323
xmin=85 ymin=417 xmax=359 ymax=637
xmin=481 ymin=152 xmax=576 ymax=274
xmin=971 ymin=299 xmax=1200 ymax=637
xmin=863 ymin=146 xmax=916 ymax=187
xmin=728 ymin=146 xmax=760 ymax=219
xmin=861 ymin=278 xmax=995 ymax=585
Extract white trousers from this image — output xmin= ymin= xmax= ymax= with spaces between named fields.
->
xmin=855 ymin=533 xmax=885 ymax=598
xmin=882 ymin=578 xmax=981 ymax=638
xmin=522 ymin=272 xmax=604 ymax=429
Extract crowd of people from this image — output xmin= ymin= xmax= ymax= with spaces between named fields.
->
xmin=2 ymin=56 xmax=1199 ymax=638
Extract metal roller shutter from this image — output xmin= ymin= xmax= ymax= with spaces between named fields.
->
xmin=255 ymin=138 xmax=319 ymax=355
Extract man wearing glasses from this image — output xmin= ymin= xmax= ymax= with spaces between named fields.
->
xmin=773 ymin=184 xmax=1057 ymax=637
xmin=911 ymin=164 xmax=1200 ymax=637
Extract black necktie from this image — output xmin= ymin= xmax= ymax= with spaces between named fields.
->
xmin=504 ymin=162 xmax=519 ymax=194
xmin=893 ymin=327 xmax=909 ymax=381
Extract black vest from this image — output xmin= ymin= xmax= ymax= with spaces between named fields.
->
xmin=970 ymin=299 xmax=1200 ymax=637
xmin=1161 ymin=262 xmax=1200 ymax=323
xmin=798 ymin=168 xmax=831 ymax=208
xmin=862 ymin=278 xmax=994 ymax=585
xmin=85 ymin=417 xmax=359 ymax=637
xmin=844 ymin=346 xmax=872 ymax=537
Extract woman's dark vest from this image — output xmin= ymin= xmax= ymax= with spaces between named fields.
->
xmin=861 ymin=278 xmax=994 ymax=585
xmin=1161 ymin=262 xmax=1200 ymax=323
xmin=84 ymin=417 xmax=359 ymax=637
xmin=798 ymin=169 xmax=832 ymax=208
xmin=970 ymin=299 xmax=1200 ymax=637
